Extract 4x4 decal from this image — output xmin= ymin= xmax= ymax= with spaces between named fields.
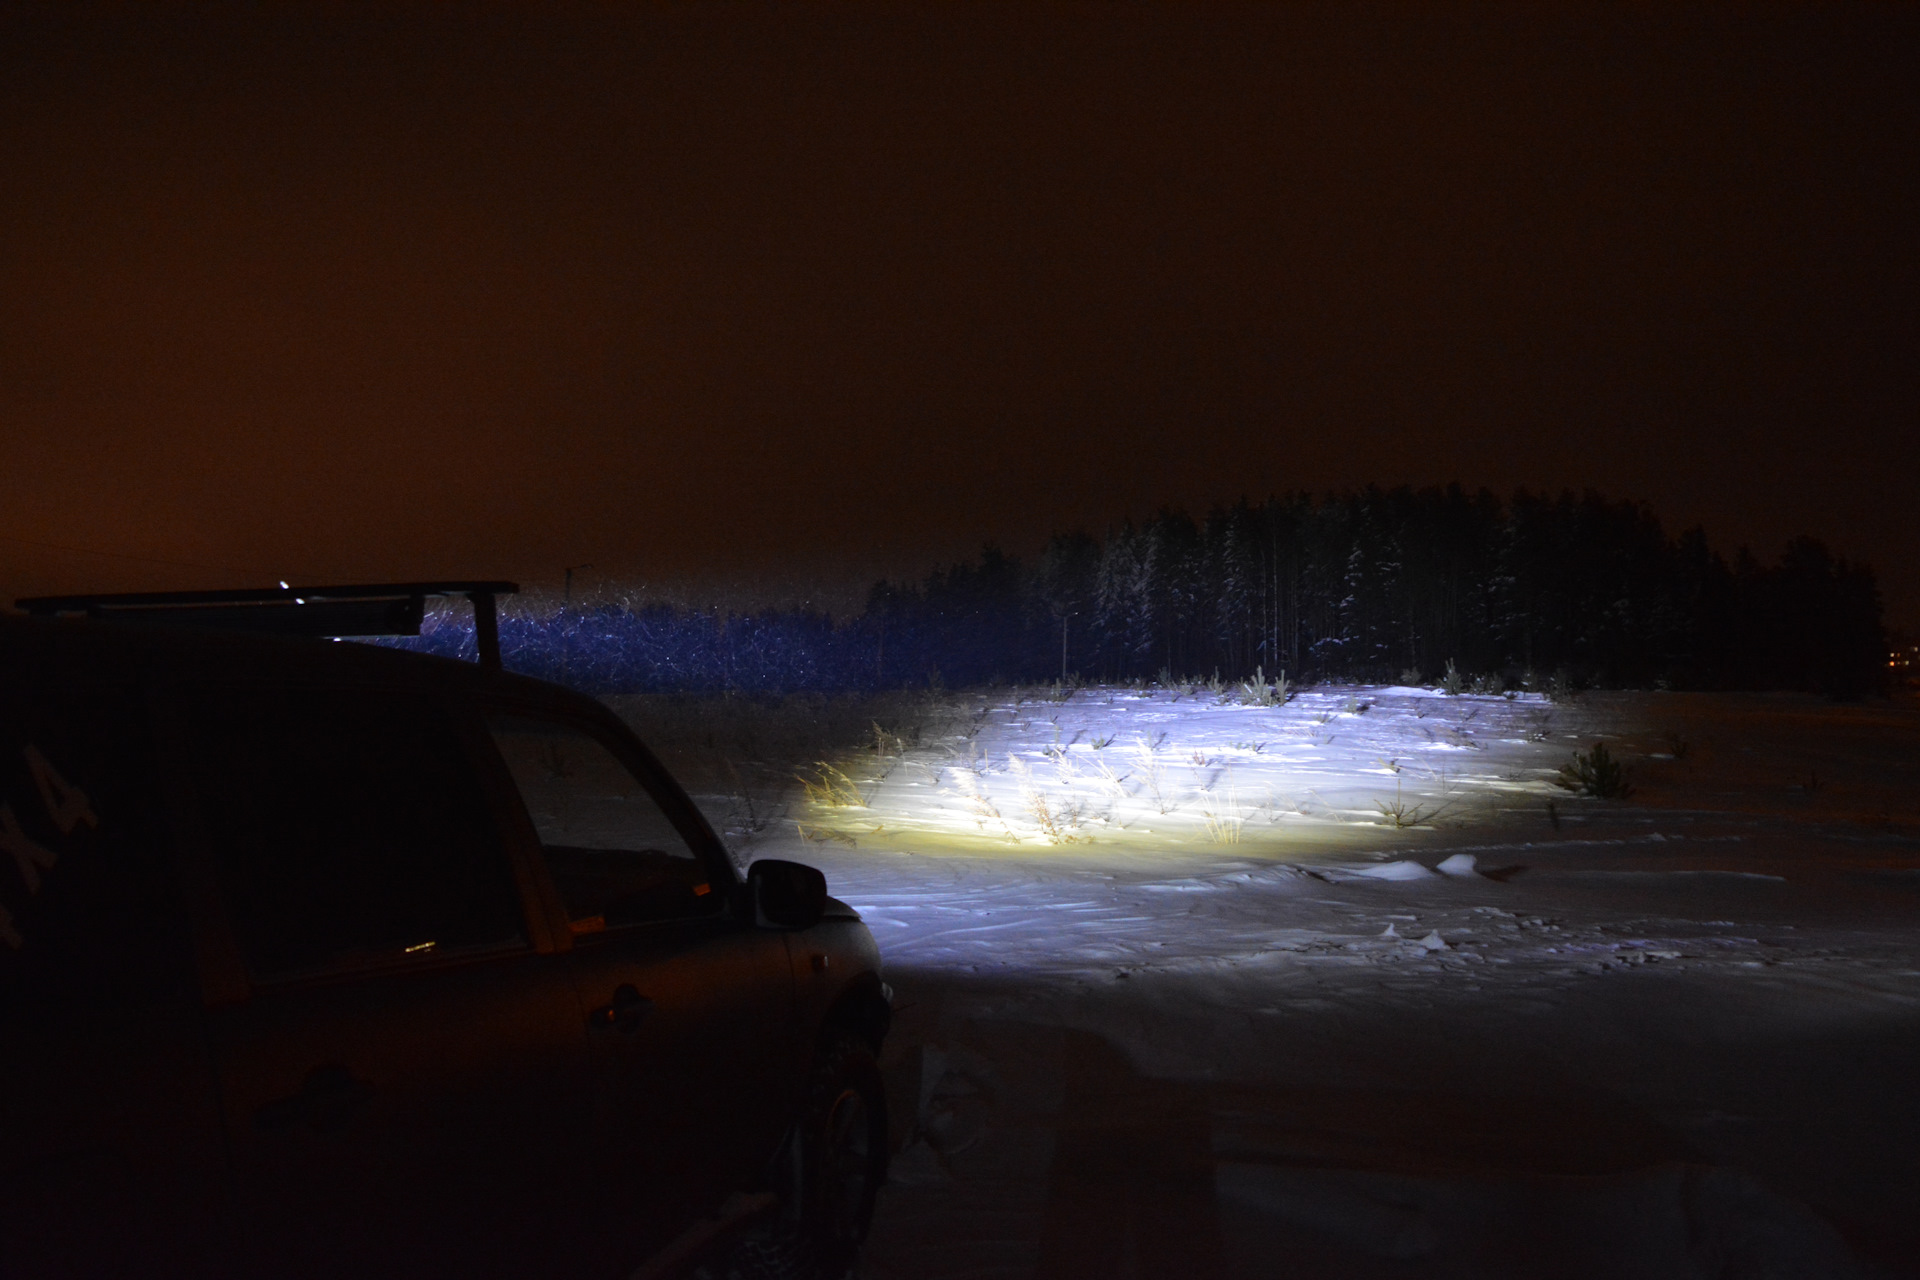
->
xmin=0 ymin=746 xmax=98 ymax=950
xmin=27 ymin=745 xmax=97 ymax=837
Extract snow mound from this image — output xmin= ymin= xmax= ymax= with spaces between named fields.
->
xmin=1350 ymin=860 xmax=1438 ymax=881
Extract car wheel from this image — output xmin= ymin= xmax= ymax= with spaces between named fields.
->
xmin=798 ymin=1033 xmax=888 ymax=1271
xmin=695 ymin=1036 xmax=886 ymax=1280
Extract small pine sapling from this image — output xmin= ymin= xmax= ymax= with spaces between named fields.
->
xmin=1238 ymin=665 xmax=1288 ymax=706
xmin=1375 ymin=778 xmax=1441 ymax=829
xmin=1555 ymin=742 xmax=1633 ymax=799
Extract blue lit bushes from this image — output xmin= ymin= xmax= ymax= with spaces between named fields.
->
xmin=394 ymin=603 xmax=991 ymax=695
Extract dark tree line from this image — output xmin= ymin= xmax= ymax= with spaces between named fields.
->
xmin=398 ymin=487 xmax=1885 ymax=697
xmin=867 ymin=487 xmax=1883 ymax=696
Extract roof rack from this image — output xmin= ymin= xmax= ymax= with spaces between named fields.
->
xmin=15 ymin=581 xmax=518 ymax=670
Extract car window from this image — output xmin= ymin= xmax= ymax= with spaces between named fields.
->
xmin=185 ymin=687 xmax=527 ymax=982
xmin=486 ymin=715 xmax=719 ymax=934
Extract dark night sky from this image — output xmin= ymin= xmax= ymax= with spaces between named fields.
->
xmin=3 ymin=3 xmax=1915 ymax=624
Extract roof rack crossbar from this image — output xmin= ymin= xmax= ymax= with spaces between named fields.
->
xmin=14 ymin=581 xmax=518 ymax=668
xmin=16 ymin=581 xmax=517 ymax=613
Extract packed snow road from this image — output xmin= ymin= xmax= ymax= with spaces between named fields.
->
xmin=656 ymin=686 xmax=1920 ymax=1277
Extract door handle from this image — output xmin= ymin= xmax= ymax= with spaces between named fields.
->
xmin=589 ymin=983 xmax=654 ymax=1036
xmin=254 ymin=1063 xmax=375 ymax=1133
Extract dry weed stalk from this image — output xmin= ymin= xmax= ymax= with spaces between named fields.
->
xmin=1008 ymin=756 xmax=1089 ymax=844
xmin=939 ymin=757 xmax=1021 ymax=842
xmin=1200 ymin=769 xmax=1245 ymax=844
xmin=1091 ymin=756 xmax=1131 ymax=799
xmin=1132 ymin=735 xmax=1173 ymax=813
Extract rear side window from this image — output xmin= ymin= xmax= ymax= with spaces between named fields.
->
xmin=487 ymin=715 xmax=720 ymax=934
xmin=0 ymin=684 xmax=187 ymax=1015
xmin=186 ymin=687 xmax=526 ymax=981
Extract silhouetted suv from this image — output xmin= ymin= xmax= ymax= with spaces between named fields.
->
xmin=0 ymin=584 xmax=890 ymax=1279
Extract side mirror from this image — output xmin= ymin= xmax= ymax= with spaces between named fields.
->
xmin=747 ymin=859 xmax=828 ymax=930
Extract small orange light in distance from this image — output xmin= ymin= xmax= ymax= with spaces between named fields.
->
xmin=570 ymin=915 xmax=607 ymax=935
xmin=692 ymin=883 xmax=712 ymax=896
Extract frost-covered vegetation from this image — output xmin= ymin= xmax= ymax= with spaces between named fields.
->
xmin=777 ymin=684 xmax=1571 ymax=856
xmin=395 ymin=486 xmax=1885 ymax=696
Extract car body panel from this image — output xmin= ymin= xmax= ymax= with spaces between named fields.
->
xmin=564 ymin=916 xmax=798 ymax=1269
xmin=205 ymin=949 xmax=594 ymax=1277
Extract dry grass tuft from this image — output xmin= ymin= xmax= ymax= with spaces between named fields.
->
xmin=796 ymin=761 xmax=867 ymax=808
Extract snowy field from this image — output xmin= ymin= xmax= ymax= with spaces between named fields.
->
xmin=628 ymin=686 xmax=1920 ymax=1278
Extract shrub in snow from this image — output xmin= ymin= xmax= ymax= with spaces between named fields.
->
xmin=1555 ymin=742 xmax=1633 ymax=799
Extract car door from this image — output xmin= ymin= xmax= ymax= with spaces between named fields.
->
xmin=0 ymin=675 xmax=230 ymax=1278
xmin=483 ymin=708 xmax=799 ymax=1268
xmin=174 ymin=683 xmax=596 ymax=1280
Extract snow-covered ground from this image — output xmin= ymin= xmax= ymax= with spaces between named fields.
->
xmin=651 ymin=686 xmax=1920 ymax=1277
